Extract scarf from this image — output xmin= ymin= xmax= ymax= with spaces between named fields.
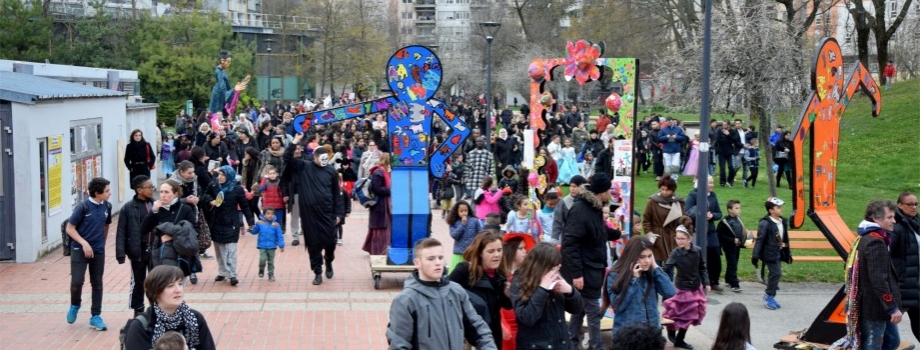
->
xmin=169 ymin=171 xmax=198 ymax=196
xmin=649 ymin=193 xmax=684 ymax=227
xmin=267 ymin=147 xmax=284 ymax=158
xmin=161 ymin=197 xmax=179 ymax=211
xmin=218 ymin=165 xmax=238 ymax=193
xmin=151 ymin=301 xmax=200 ymax=349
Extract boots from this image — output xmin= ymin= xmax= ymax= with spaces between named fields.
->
xmin=312 ymin=273 xmax=323 ymax=285
xmin=325 ymin=261 xmax=334 ymax=279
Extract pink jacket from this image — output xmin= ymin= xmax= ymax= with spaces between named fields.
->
xmin=476 ymin=189 xmax=502 ymax=220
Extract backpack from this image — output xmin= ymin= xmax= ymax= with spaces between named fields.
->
xmin=353 ymin=177 xmax=378 ymax=208
xmin=118 ymin=314 xmax=148 ymax=350
xmin=61 ymin=201 xmax=112 ymax=256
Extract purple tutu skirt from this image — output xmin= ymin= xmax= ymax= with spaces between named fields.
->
xmin=662 ymin=286 xmax=707 ymax=330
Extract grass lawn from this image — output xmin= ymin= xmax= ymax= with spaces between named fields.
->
xmin=629 ymin=78 xmax=920 ymax=283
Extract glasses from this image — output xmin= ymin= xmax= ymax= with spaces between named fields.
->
xmin=902 ymin=202 xmax=919 ymax=207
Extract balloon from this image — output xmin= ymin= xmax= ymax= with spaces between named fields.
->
xmin=528 ymin=171 xmax=539 ymax=187
xmin=606 ymin=93 xmax=622 ymax=113
xmin=529 ymin=61 xmax=545 ymax=82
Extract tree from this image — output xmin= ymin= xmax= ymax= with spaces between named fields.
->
xmin=55 ymin=2 xmax=144 ymax=70
xmin=847 ymin=0 xmax=915 ymax=69
xmin=0 ymin=0 xmax=55 ymax=62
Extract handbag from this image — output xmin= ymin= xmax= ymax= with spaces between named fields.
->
xmin=743 ymin=232 xmax=755 ymax=249
xmin=440 ymin=184 xmax=455 ymax=200
xmin=196 ymin=207 xmax=212 ymax=251
xmin=775 ymin=151 xmax=788 ymax=159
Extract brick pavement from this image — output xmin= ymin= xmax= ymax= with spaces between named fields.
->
xmin=0 ymin=205 xmax=450 ymax=350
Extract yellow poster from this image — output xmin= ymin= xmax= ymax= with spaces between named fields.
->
xmin=48 ymin=135 xmax=63 ymax=216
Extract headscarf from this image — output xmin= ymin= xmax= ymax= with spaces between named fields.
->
xmin=218 ymin=165 xmax=238 ymax=193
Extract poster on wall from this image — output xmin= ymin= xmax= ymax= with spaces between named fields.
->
xmin=83 ymin=157 xmax=93 ymax=196
xmin=94 ymin=155 xmax=102 ymax=180
xmin=47 ymin=135 xmax=63 ymax=216
xmin=612 ymin=140 xmax=632 ymax=182
xmin=72 ymin=161 xmax=81 ymax=209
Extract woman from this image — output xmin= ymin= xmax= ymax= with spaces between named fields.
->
xmin=500 ymin=233 xmax=535 ymax=350
xmin=141 ymin=180 xmax=199 ymax=273
xmin=202 ymin=133 xmax=229 ymax=167
xmin=239 ymin=147 xmax=262 ymax=217
xmin=259 ymin=137 xmax=286 ymax=176
xmin=773 ymin=131 xmax=794 ymax=189
xmin=362 ymin=153 xmax=392 ymax=255
xmin=512 ymin=242 xmax=584 ymax=350
xmin=232 ymin=130 xmax=256 ymax=171
xmin=685 ymin=175 xmax=723 ymax=291
xmin=188 ymin=147 xmax=214 ymax=195
xmin=642 ymin=174 xmax=686 ymax=268
xmin=123 ymin=265 xmax=216 ymax=350
xmin=205 ymin=166 xmax=254 ymax=286
xmin=124 ymin=129 xmax=156 ymax=183
xmin=255 ymin=121 xmax=276 ymax=151
xmin=711 ymin=302 xmax=756 ymax=350
xmin=194 ymin=123 xmax=210 ymax=147
xmin=606 ymin=236 xmax=676 ymax=334
xmin=448 ymin=231 xmax=513 ymax=347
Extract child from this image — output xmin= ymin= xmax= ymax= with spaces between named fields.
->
xmin=510 ymin=243 xmax=584 ymax=350
xmin=386 ymin=238 xmax=497 ymax=350
xmin=717 ymin=199 xmax=747 ymax=292
xmin=483 ymin=213 xmax=502 ymax=232
xmin=250 ymin=207 xmax=285 ymax=281
xmin=440 ymin=164 xmax=461 ymax=219
xmin=711 ymin=302 xmax=756 ymax=350
xmin=580 ymin=151 xmax=595 ymax=179
xmin=744 ymin=138 xmax=760 ymax=188
xmin=607 ymin=236 xmax=676 ymax=335
xmin=662 ymin=217 xmax=710 ymax=349
xmin=446 ymin=200 xmax=483 ymax=269
xmin=683 ymin=133 xmax=699 ymax=177
xmin=337 ymin=157 xmax=358 ymax=197
xmin=500 ymin=233 xmax=536 ymax=350
xmin=259 ymin=165 xmax=286 ymax=234
xmin=557 ymin=138 xmax=580 ymax=184
xmin=498 ymin=165 xmax=519 ymax=194
xmin=162 ymin=133 xmax=176 ymax=175
xmin=538 ymin=190 xmax=560 ymax=243
xmin=498 ymin=187 xmax=516 ymax=225
xmin=336 ymin=174 xmax=352 ymax=246
xmin=154 ymin=331 xmax=190 ymax=350
xmin=506 ymin=195 xmax=533 ymax=234
xmin=752 ymin=197 xmax=791 ymax=310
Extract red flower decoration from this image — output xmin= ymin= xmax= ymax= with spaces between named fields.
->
xmin=563 ymin=40 xmax=602 ymax=85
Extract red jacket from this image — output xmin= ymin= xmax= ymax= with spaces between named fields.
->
xmin=259 ymin=178 xmax=285 ymax=210
xmin=884 ymin=65 xmax=896 ymax=78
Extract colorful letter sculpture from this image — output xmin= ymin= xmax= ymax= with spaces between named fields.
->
xmin=293 ymin=46 xmax=470 ymax=265
xmin=527 ymin=40 xmax=638 ymax=242
xmin=789 ymin=37 xmax=882 ymax=344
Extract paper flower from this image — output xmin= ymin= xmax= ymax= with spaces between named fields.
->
xmin=563 ymin=40 xmax=602 ymax=85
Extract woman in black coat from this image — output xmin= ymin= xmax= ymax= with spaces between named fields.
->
xmin=204 ymin=165 xmax=254 ymax=286
xmin=512 ymin=243 xmax=584 ymax=350
xmin=202 ymin=133 xmax=229 ymax=167
xmin=773 ymin=131 xmax=794 ymax=189
xmin=448 ymin=231 xmax=513 ymax=348
xmin=124 ymin=129 xmax=156 ymax=182
xmin=492 ymin=128 xmax=518 ymax=172
xmin=892 ymin=191 xmax=920 ymax=341
xmin=141 ymin=179 xmax=198 ymax=274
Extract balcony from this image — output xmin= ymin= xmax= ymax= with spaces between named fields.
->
xmin=415 ymin=15 xmax=436 ymax=25
xmin=416 ymin=0 xmax=435 ymax=9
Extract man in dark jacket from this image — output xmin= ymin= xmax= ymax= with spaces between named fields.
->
xmin=892 ymin=192 xmax=919 ymax=341
xmin=685 ymin=176 xmax=724 ymax=291
xmin=561 ymin=174 xmax=622 ymax=350
xmin=581 ymin=130 xmax=605 ymax=159
xmin=285 ymin=135 xmax=345 ymax=285
xmin=116 ymin=175 xmax=155 ymax=316
xmin=594 ymin=139 xmax=616 ymax=180
xmin=849 ymin=200 xmax=903 ymax=348
xmin=714 ymin=122 xmax=741 ymax=187
xmin=499 ymin=105 xmax=514 ymax=131
xmin=492 ymin=129 xmax=517 ymax=177
xmin=658 ymin=117 xmax=687 ymax=181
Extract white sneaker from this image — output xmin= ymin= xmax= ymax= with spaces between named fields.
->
xmin=336 ymin=239 xmax=343 ymax=246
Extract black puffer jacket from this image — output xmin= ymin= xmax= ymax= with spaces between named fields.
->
xmin=892 ymin=209 xmax=920 ymax=309
xmin=561 ymin=186 xmax=622 ymax=281
xmin=511 ymin=276 xmax=584 ymax=350
xmin=116 ymin=196 xmax=154 ymax=263
xmin=204 ymin=183 xmax=253 ymax=244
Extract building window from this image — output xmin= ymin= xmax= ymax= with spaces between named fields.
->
xmin=845 ymin=30 xmax=852 ymax=43
xmin=456 ymin=11 xmax=470 ymax=19
xmin=401 ymin=12 xmax=413 ymax=19
xmin=889 ymin=0 xmax=898 ymax=18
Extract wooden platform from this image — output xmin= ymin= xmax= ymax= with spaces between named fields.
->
xmin=775 ymin=332 xmax=915 ymax=350
xmin=752 ymin=230 xmax=841 ymax=262
xmin=369 ymin=255 xmax=416 ymax=289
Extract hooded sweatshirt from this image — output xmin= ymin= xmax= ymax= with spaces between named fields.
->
xmin=386 ymin=271 xmax=497 ymax=350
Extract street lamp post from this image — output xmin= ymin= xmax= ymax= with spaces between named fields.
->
xmin=478 ymin=21 xmax=501 ymax=151
xmin=263 ymin=38 xmax=276 ymax=104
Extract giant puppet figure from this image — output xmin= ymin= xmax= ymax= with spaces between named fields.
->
xmin=783 ymin=38 xmax=882 ymax=345
xmin=292 ymin=46 xmax=470 ymax=265
xmin=527 ymin=40 xmax=638 ymax=256
xmin=209 ymin=50 xmax=251 ymax=131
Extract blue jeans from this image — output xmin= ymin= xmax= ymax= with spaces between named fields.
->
xmin=860 ymin=319 xmax=900 ymax=350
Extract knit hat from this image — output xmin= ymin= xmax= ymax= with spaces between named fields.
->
xmin=501 ymin=187 xmax=514 ymax=195
xmin=588 ymin=174 xmax=612 ymax=194
xmin=569 ymin=175 xmax=588 ymax=187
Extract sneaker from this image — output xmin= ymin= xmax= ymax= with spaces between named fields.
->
xmin=731 ymin=286 xmax=743 ymax=293
xmin=711 ymin=285 xmax=724 ymax=292
xmin=215 ymin=276 xmax=226 ymax=282
xmin=743 ymin=180 xmax=748 ymax=188
xmin=292 ymin=240 xmax=300 ymax=246
xmin=200 ymin=252 xmax=214 ymax=260
xmin=259 ymin=270 xmax=264 ymax=278
xmin=189 ymin=274 xmax=198 ymax=285
xmin=66 ymin=305 xmax=80 ymax=324
xmin=89 ymin=315 xmax=107 ymax=331
xmin=763 ymin=294 xmax=779 ymax=310
xmin=269 ymin=274 xmax=275 ymax=282
xmin=727 ymin=182 xmax=734 ymax=188
xmin=230 ymin=277 xmax=239 ymax=286
xmin=774 ymin=297 xmax=782 ymax=308
xmin=337 ymin=239 xmax=343 ymax=246
xmin=312 ymin=274 xmax=323 ymax=285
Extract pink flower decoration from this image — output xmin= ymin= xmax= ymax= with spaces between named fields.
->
xmin=563 ymin=40 xmax=601 ymax=85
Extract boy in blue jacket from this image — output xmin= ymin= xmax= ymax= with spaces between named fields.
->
xmin=250 ymin=207 xmax=285 ymax=281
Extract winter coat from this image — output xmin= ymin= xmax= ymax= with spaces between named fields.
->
xmin=122 ymin=306 xmax=216 ymax=350
xmin=449 ymin=218 xmax=484 ymax=255
xmin=124 ymin=140 xmax=155 ymax=176
xmin=753 ymin=215 xmax=791 ymax=263
xmin=369 ymin=166 xmax=391 ymax=229
xmin=152 ymin=220 xmax=199 ymax=267
xmin=594 ymin=147 xmax=615 ymax=179
xmin=498 ymin=166 xmax=519 ymax=193
xmin=259 ymin=178 xmax=285 ymax=210
xmin=853 ymin=221 xmax=903 ymax=321
xmin=284 ymin=143 xmax=344 ymax=247
xmin=572 ymin=129 xmax=589 ymax=151
xmin=116 ymin=196 xmax=154 ymax=263
xmin=386 ymin=272 xmax=497 ymax=350
xmin=642 ymin=194 xmax=687 ymax=261
xmin=657 ymin=125 xmax=687 ymax=154
xmin=663 ymin=244 xmax=710 ymax=290
xmin=448 ymin=261 xmax=512 ymax=348
xmin=892 ymin=209 xmax=920 ymax=309
xmin=511 ymin=276 xmax=584 ymax=350
xmin=606 ymin=268 xmax=676 ymax=332
xmin=715 ymin=130 xmax=741 ymax=157
xmin=475 ymin=189 xmax=502 ymax=220
xmin=685 ymin=189 xmax=723 ymax=248
xmin=250 ymin=216 xmax=285 ymax=250
xmin=140 ymin=203 xmax=198 ymax=268
xmin=204 ymin=183 xmax=253 ymax=244
xmin=717 ymin=215 xmax=746 ymax=248
xmin=493 ymin=137 xmax=517 ymax=168
xmin=259 ymin=148 xmax=286 ymax=175
xmin=552 ymin=195 xmax=577 ymax=243
xmin=203 ymin=141 xmax=229 ymax=166
xmin=561 ymin=186 xmax=622 ymax=296
xmin=581 ymin=138 xmax=604 ymax=159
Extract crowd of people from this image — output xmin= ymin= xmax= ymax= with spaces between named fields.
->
xmin=60 ymin=95 xmax=918 ymax=350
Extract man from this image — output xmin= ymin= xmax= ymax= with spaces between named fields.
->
xmin=386 ymin=238 xmax=497 ymax=350
xmin=176 ymin=109 xmax=188 ymax=136
xmin=847 ymin=200 xmax=903 ymax=349
xmin=562 ymin=174 xmax=622 ymax=350
xmin=282 ymin=144 xmax=307 ymax=246
xmin=892 ymin=191 xmax=920 ymax=341
xmin=657 ymin=117 xmax=687 ymax=181
xmin=733 ymin=119 xmax=750 ymax=187
xmin=499 ymin=104 xmax=514 ymax=131
xmin=552 ymin=175 xmax=587 ymax=244
xmin=358 ymin=141 xmax=381 ymax=179
xmin=463 ymin=129 xmax=482 ymax=155
xmin=564 ymin=105 xmax=582 ymax=136
xmin=256 ymin=107 xmax=272 ymax=127
xmin=65 ymin=177 xmax=113 ymax=331
xmin=715 ymin=122 xmax=741 ymax=187
xmin=115 ymin=176 xmax=155 ymax=316
xmin=594 ymin=139 xmax=616 ymax=180
xmin=883 ymin=60 xmax=896 ymax=91
xmin=648 ymin=120 xmax=664 ymax=178
xmin=285 ymin=136 xmax=344 ymax=285
xmin=464 ymin=137 xmax=495 ymax=199
xmin=581 ymin=129 xmax=605 ymax=159
xmin=769 ymin=124 xmax=785 ymax=146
